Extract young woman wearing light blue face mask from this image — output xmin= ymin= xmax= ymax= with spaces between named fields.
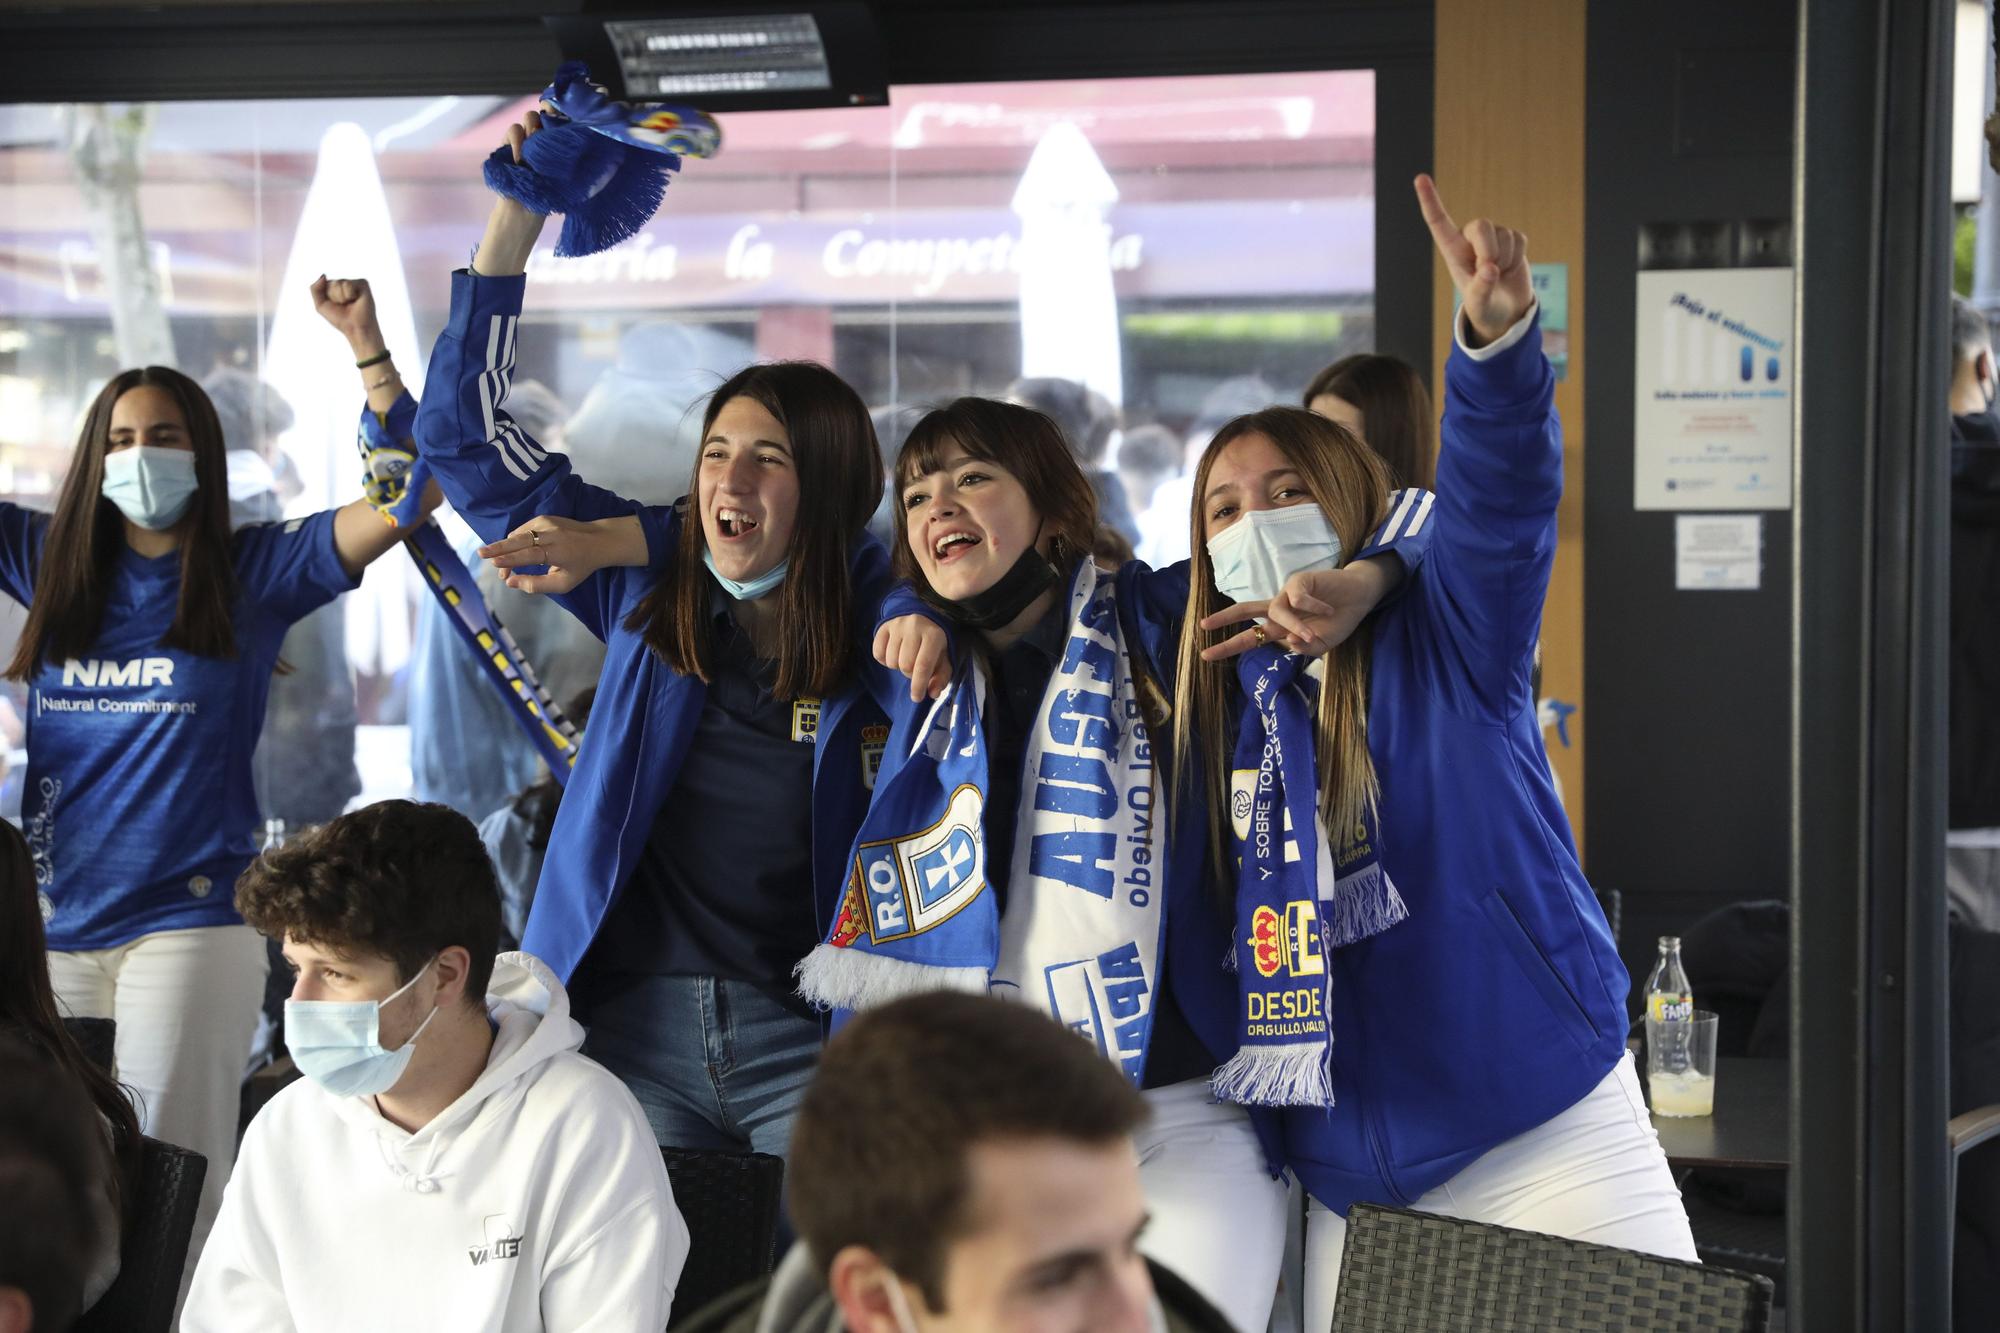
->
xmin=1178 ymin=177 xmax=1694 ymax=1331
xmin=3 ymin=364 xmax=439 ymax=1286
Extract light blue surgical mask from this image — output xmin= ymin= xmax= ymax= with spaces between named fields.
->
xmin=1205 ymin=502 xmax=1342 ymax=606
xmin=101 ymin=445 xmax=199 ymax=531
xmin=703 ymin=549 xmax=789 ymax=601
xmin=285 ymin=958 xmax=441 ymax=1098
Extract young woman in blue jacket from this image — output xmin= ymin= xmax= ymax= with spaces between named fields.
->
xmin=311 ymin=109 xmax=945 ymax=1162
xmin=1183 ymin=177 xmax=1695 ymax=1328
xmin=855 ymin=396 xmax=1420 ymax=1331
xmin=11 ymin=362 xmax=434 ymax=1285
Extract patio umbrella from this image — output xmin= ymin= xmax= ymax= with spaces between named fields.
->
xmin=1010 ymin=121 xmax=1123 ymax=407
xmin=262 ymin=121 xmax=425 ymax=679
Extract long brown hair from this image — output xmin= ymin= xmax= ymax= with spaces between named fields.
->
xmin=628 ymin=362 xmax=882 ymax=700
xmin=0 ymin=820 xmax=142 ymax=1225
xmin=6 ymin=367 xmax=239 ymax=680
xmin=889 ymin=397 xmax=1099 ymax=610
xmin=1304 ymin=354 xmax=1437 ymax=491
xmin=1172 ymin=407 xmax=1393 ymax=883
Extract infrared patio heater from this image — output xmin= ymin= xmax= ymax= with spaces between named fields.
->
xmin=543 ymin=3 xmax=889 ymax=111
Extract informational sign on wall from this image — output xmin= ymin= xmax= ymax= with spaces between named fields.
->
xmin=1674 ymin=513 xmax=1763 ymax=591
xmin=1633 ymin=267 xmax=1794 ymax=511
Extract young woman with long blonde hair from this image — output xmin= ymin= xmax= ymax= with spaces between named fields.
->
xmin=1177 ymin=176 xmax=1695 ymax=1329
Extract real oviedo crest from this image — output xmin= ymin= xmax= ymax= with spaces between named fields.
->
xmin=834 ymin=784 xmax=987 ymax=947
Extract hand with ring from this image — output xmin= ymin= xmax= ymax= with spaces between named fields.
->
xmin=1198 ymin=558 xmax=1408 ymax=662
xmin=478 ymin=512 xmax=651 ymax=595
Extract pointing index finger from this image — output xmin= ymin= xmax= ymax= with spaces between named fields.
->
xmin=1414 ymin=173 xmax=1459 ymax=242
xmin=1415 ymin=173 xmax=1477 ymax=282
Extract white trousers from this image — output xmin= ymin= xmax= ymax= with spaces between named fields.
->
xmin=48 ymin=923 xmax=269 ymax=1305
xmin=1137 ymin=1078 xmax=1292 ymax=1333
xmin=1303 ymin=1052 xmax=1698 ymax=1332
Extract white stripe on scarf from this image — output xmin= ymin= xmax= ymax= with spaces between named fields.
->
xmin=991 ymin=560 xmax=1165 ymax=1082
xmin=798 ymin=561 xmax=1166 ymax=1084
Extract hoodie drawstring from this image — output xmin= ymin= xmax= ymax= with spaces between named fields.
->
xmin=374 ymin=1129 xmax=449 ymax=1194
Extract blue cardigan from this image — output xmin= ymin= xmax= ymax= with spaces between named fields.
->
xmin=412 ymin=269 xmax=932 ymax=983
xmin=1204 ymin=317 xmax=1627 ymax=1215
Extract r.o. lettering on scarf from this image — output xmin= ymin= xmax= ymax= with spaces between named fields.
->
xmin=865 ymin=855 xmax=905 ymax=934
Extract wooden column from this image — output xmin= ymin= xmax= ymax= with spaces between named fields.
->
xmin=1432 ymin=0 xmax=1590 ymax=854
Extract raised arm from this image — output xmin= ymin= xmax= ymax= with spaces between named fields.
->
xmin=469 ymin=110 xmax=552 ymax=281
xmin=302 ymin=275 xmax=445 ymax=580
xmin=316 ymin=114 xmax=667 ymax=635
xmin=1407 ymin=173 xmax=1558 ymax=712
xmin=329 ymin=494 xmax=440 ymax=584
xmin=322 ymin=262 xmax=636 ymax=543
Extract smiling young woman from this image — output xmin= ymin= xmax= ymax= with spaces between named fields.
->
xmin=833 ymin=393 xmax=1423 ymax=1332
xmin=894 ymin=398 xmax=1097 ymax=647
xmin=327 ymin=107 xmax=950 ymax=1172
xmin=634 ymin=369 xmax=882 ymax=702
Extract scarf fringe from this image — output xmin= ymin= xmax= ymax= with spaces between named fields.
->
xmin=794 ymin=944 xmax=988 ymax=1013
xmin=1326 ymin=860 xmax=1409 ymax=949
xmin=1209 ymin=1041 xmax=1334 ymax=1108
xmin=481 ymin=125 xmax=678 ymax=259
xmin=554 ymin=156 xmax=672 ymax=258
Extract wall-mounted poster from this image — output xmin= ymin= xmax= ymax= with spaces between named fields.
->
xmin=1633 ymin=266 xmax=1794 ymax=511
xmin=1530 ymin=262 xmax=1569 ymax=381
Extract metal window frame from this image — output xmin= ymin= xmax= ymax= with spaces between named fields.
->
xmin=1791 ymin=0 xmax=1955 ymax=1325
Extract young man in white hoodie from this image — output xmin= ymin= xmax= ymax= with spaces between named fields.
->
xmin=183 ymin=799 xmax=688 ymax=1332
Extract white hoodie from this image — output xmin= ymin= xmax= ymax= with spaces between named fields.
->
xmin=183 ymin=952 xmax=688 ymax=1332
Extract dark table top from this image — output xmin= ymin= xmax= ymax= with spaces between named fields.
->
xmin=1647 ymin=1056 xmax=1790 ymax=1170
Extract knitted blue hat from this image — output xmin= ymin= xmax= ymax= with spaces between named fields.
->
xmin=483 ymin=62 xmax=722 ymax=258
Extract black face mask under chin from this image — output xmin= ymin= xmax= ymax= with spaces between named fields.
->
xmin=946 ymin=547 xmax=1060 ymax=632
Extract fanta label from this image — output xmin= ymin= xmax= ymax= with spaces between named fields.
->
xmin=1648 ymin=994 xmax=1694 ymax=1023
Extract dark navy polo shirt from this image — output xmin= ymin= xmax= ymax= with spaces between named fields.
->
xmin=581 ymin=592 xmax=820 ymax=1015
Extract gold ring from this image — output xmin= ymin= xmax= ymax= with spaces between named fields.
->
xmin=530 ymin=529 xmax=542 ymax=547
xmin=1251 ymin=625 xmax=1267 ymax=645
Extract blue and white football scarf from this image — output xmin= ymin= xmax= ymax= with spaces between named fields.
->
xmin=358 ymin=399 xmax=581 ymax=781
xmin=1216 ymin=646 xmax=1406 ymax=1106
xmin=798 ymin=560 xmax=1165 ymax=1083
xmin=484 ymin=61 xmax=722 ymax=258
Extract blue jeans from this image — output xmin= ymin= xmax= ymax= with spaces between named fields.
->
xmin=580 ymin=974 xmax=822 ymax=1160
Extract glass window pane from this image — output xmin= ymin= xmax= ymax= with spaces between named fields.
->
xmin=0 ymin=70 xmax=1373 ymax=822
